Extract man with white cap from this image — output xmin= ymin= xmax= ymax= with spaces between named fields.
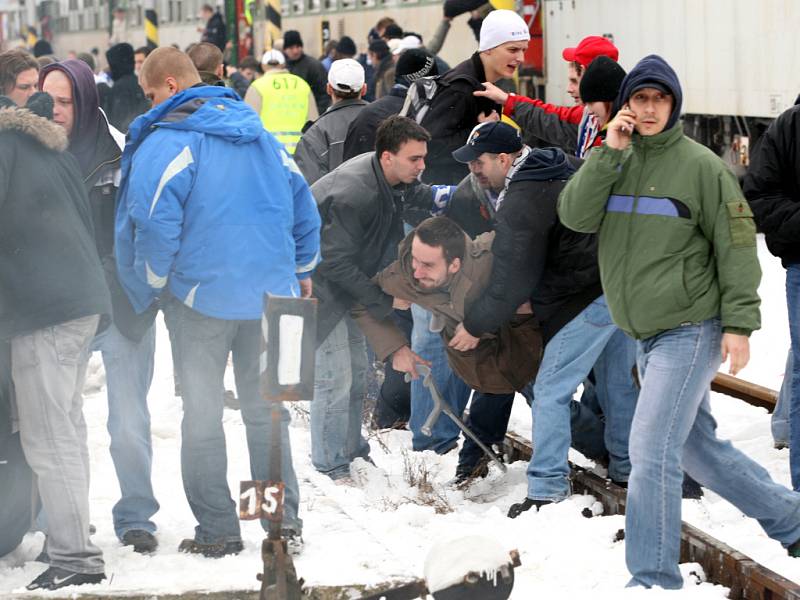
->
xmin=419 ymin=9 xmax=530 ymax=185
xmin=295 ymin=58 xmax=368 ymax=185
xmin=245 ymin=48 xmax=318 ymax=154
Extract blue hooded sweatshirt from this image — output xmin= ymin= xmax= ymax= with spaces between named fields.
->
xmin=617 ymin=54 xmax=683 ymax=131
xmin=115 ymin=85 xmax=321 ymax=320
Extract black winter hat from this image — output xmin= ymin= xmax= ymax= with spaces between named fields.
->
xmin=395 ymin=48 xmax=438 ymax=84
xmin=106 ymin=42 xmax=135 ymax=81
xmin=368 ymin=39 xmax=390 ymax=60
xmin=25 ymin=91 xmax=54 ymax=119
xmin=284 ymin=30 xmax=303 ymax=49
xmin=579 ymin=55 xmax=626 ymax=104
xmin=383 ymin=23 xmax=403 ymax=40
xmin=32 ymin=39 xmax=53 ymax=58
xmin=336 ymin=36 xmax=357 ymax=57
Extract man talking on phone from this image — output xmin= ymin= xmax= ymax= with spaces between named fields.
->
xmin=559 ymin=54 xmax=800 ymax=590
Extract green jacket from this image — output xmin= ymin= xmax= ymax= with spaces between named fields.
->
xmin=558 ymin=124 xmax=761 ymax=340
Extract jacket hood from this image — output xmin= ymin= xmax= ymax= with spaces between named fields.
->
xmin=618 ymin=54 xmax=683 ymax=130
xmin=515 ymin=147 xmax=580 ymax=182
xmin=0 ymin=105 xmax=68 ymax=152
xmin=128 ymin=85 xmax=265 ymax=146
xmin=0 ymin=107 xmax=67 ymax=152
xmin=40 ymin=59 xmax=101 ymax=175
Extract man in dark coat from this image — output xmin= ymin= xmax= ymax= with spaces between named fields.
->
xmin=418 ymin=10 xmax=530 ymax=185
xmin=448 ymin=122 xmax=637 ymax=513
xmin=283 ymin=30 xmax=331 ymax=113
xmin=310 ymin=116 xmax=442 ymax=481
xmin=343 ymin=48 xmax=438 ymax=161
xmin=96 ymin=43 xmax=150 ymax=132
xmin=744 ymin=96 xmax=800 ymax=491
xmin=199 ymin=4 xmax=227 ymax=51
xmin=0 ymin=93 xmax=110 ymax=590
xmin=41 ymin=58 xmax=160 ymax=554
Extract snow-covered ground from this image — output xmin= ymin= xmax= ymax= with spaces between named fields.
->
xmin=0 ymin=238 xmax=797 ymax=598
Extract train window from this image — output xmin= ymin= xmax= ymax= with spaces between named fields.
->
xmin=323 ymin=0 xmax=336 ymax=11
xmin=380 ymin=0 xmax=398 ymax=7
xmin=291 ymin=0 xmax=304 ymax=14
xmin=83 ymin=0 xmax=93 ymax=8
xmin=308 ymin=0 xmax=321 ymax=12
xmin=341 ymin=0 xmax=356 ymax=10
xmin=360 ymin=0 xmax=375 ymax=8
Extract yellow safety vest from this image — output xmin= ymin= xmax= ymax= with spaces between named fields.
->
xmin=251 ymin=71 xmax=311 ymax=155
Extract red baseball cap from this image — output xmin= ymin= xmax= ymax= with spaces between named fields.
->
xmin=562 ymin=36 xmax=619 ymax=67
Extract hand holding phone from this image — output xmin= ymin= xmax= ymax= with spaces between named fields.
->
xmin=606 ymin=104 xmax=637 ymax=150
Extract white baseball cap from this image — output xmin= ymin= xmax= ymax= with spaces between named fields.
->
xmin=328 ymin=58 xmax=365 ymax=93
xmin=261 ymin=49 xmax=285 ymax=65
xmin=392 ymin=34 xmax=422 ymax=56
xmin=478 ymin=9 xmax=530 ymax=52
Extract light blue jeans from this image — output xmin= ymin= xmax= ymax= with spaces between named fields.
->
xmin=311 ymin=316 xmax=370 ymax=480
xmin=772 ymin=349 xmax=792 ymax=447
xmin=164 ymin=298 xmax=302 ymax=542
xmin=626 ymin=318 xmax=800 ymax=589
xmin=526 ymin=296 xmax=637 ymax=500
xmin=408 ymin=304 xmax=471 ymax=453
xmin=90 ymin=323 xmax=158 ymax=540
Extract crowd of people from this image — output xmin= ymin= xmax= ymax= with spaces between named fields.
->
xmin=2 ymin=3 xmax=800 ymax=595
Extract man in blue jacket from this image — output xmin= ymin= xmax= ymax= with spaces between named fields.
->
xmin=115 ymin=47 xmax=321 ymax=557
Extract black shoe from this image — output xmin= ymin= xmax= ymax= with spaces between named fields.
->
xmin=507 ymin=497 xmax=551 ymax=519
xmin=282 ymin=528 xmax=304 ymax=556
xmin=682 ymin=476 xmax=704 ymax=500
xmin=178 ymin=538 xmax=243 ymax=558
xmin=788 ymin=538 xmax=800 ymax=558
xmin=26 ymin=566 xmax=106 ymax=591
xmin=122 ymin=529 xmax=158 ymax=554
xmin=452 ymin=461 xmax=490 ymax=486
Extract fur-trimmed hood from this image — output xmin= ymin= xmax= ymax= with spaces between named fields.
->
xmin=0 ymin=107 xmax=68 ymax=152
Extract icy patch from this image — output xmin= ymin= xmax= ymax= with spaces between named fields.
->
xmin=423 ymin=535 xmax=512 ymax=593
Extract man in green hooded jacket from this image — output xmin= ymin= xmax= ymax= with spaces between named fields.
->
xmin=559 ymin=54 xmax=800 ymax=590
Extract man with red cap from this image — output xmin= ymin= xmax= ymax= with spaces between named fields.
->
xmin=475 ymin=35 xmax=618 ymax=158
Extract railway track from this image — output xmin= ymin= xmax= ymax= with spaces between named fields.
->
xmin=503 ymin=372 xmax=798 ymax=600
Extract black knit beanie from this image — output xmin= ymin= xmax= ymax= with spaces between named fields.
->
xmin=284 ymin=30 xmax=303 ymax=49
xmin=395 ymin=48 xmax=438 ymax=84
xmin=579 ymin=55 xmax=626 ymax=103
xmin=336 ymin=36 xmax=356 ymax=57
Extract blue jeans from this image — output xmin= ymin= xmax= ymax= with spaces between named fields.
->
xmin=788 ymin=265 xmax=800 ymax=489
xmin=526 ymin=296 xmax=637 ymax=500
xmin=409 ymin=305 xmax=471 ymax=453
xmin=90 ymin=323 xmax=158 ymax=540
xmin=626 ymin=318 xmax=800 ymax=589
xmin=311 ymin=316 xmax=370 ymax=480
xmin=773 ymin=349 xmax=792 ymax=447
xmin=164 ymin=299 xmax=302 ymax=542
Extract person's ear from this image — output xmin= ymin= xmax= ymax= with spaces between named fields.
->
xmin=448 ymin=257 xmax=461 ymax=274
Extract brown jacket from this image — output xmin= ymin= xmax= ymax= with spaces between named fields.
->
xmin=352 ymin=231 xmax=542 ymax=393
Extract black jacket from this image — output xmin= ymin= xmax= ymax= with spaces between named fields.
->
xmin=98 ymin=73 xmax=150 ymax=133
xmin=311 ymin=152 xmax=434 ymax=342
xmin=287 ymin=53 xmax=331 ymax=114
xmin=445 ymin=173 xmax=495 ymax=238
xmin=744 ymin=103 xmax=800 ymax=266
xmin=83 ymin=116 xmax=158 ymax=341
xmin=342 ymin=86 xmax=406 ymax=161
xmin=420 ymin=53 xmax=499 ymax=185
xmin=0 ymin=107 xmax=111 ymax=340
xmin=463 ymin=148 xmax=601 ymax=342
xmin=202 ymin=11 xmax=227 ymax=51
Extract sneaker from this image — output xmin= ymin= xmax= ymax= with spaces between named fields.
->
xmin=282 ymin=528 xmax=304 ymax=556
xmin=775 ymin=440 xmax=789 ymax=450
xmin=122 ymin=529 xmax=158 ymax=554
xmin=178 ymin=538 xmax=243 ymax=558
xmin=26 ymin=566 xmax=106 ymax=591
xmin=507 ymin=497 xmax=552 ymax=519
xmin=788 ymin=538 xmax=800 ymax=558
xmin=682 ymin=477 xmax=704 ymax=500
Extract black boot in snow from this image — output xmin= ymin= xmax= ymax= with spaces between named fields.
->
xmin=507 ymin=497 xmax=551 ymax=519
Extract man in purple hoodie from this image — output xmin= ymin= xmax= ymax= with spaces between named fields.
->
xmin=40 ymin=59 xmax=160 ymax=554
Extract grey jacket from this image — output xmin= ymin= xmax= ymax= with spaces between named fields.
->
xmin=295 ymin=98 xmax=368 ymax=185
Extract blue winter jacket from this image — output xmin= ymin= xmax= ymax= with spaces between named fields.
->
xmin=115 ymin=85 xmax=321 ymax=320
